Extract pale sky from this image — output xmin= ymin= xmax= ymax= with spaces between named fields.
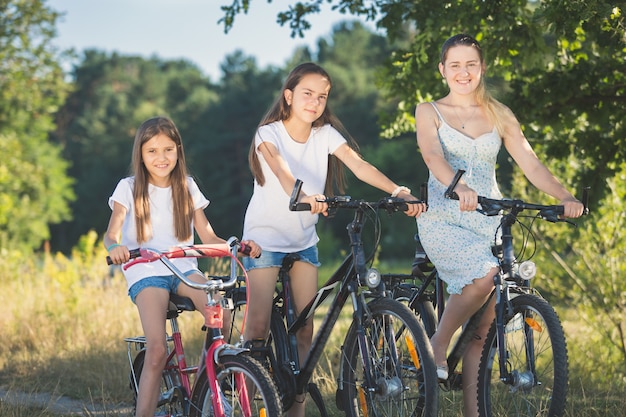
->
xmin=48 ymin=0 xmax=377 ymax=80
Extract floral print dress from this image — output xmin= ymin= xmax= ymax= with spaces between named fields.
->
xmin=417 ymin=102 xmax=503 ymax=295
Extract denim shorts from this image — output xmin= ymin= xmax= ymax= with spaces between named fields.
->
xmin=242 ymin=245 xmax=321 ymax=270
xmin=128 ymin=269 xmax=201 ymax=303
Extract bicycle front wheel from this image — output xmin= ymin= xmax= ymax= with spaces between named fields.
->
xmin=190 ymin=354 xmax=282 ymax=417
xmin=340 ymin=297 xmax=438 ymax=417
xmin=477 ymin=293 xmax=568 ymax=417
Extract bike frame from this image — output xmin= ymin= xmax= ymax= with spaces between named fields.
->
xmin=123 ymin=242 xmax=255 ymax=417
xmin=279 ymin=204 xmax=388 ymax=396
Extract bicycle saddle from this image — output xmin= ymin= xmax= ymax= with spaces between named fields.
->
xmin=412 ymin=234 xmax=435 ymax=278
xmin=168 ymin=293 xmax=196 ymax=318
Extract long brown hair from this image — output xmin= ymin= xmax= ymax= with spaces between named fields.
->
xmin=131 ymin=116 xmax=195 ymax=243
xmin=248 ymin=62 xmax=360 ymax=195
xmin=440 ymin=34 xmax=508 ymax=137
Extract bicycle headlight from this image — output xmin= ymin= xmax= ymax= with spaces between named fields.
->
xmin=518 ymin=261 xmax=537 ymax=280
xmin=364 ymin=268 xmax=382 ymax=288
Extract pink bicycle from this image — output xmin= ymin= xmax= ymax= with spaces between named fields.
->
xmin=114 ymin=238 xmax=281 ymax=417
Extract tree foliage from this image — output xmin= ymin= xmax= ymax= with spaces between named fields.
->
xmin=220 ymin=0 xmax=625 ymax=201
xmin=219 ymin=0 xmax=626 ymax=377
xmin=0 ymin=0 xmax=74 ymax=250
xmin=51 ymin=51 xmax=218 ymax=251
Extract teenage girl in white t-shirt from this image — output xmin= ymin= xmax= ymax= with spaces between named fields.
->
xmin=104 ymin=116 xmax=261 ymax=417
xmin=242 ymin=62 xmax=427 ymax=417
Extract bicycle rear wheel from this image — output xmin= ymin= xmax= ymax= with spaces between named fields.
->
xmin=339 ymin=297 xmax=438 ymax=417
xmin=130 ymin=350 xmax=185 ymax=416
xmin=392 ymin=282 xmax=437 ymax=338
xmin=477 ymin=293 xmax=568 ymax=417
xmin=190 ymin=354 xmax=282 ymax=417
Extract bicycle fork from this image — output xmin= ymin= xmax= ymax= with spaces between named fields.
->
xmin=202 ymin=306 xmax=254 ymax=417
xmin=351 ymin=290 xmax=404 ymax=403
xmin=494 ymin=281 xmax=539 ymax=392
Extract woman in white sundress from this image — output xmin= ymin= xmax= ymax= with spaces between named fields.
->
xmin=414 ymin=33 xmax=584 ymax=417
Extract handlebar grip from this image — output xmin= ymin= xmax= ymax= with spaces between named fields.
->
xmin=289 ymin=179 xmax=304 ymax=211
xmin=106 ymin=248 xmax=141 ymax=265
xmin=238 ymin=241 xmax=260 ymax=258
xmin=444 ymin=169 xmax=465 ymax=200
xmin=292 ymin=202 xmax=312 ymax=211
xmin=238 ymin=242 xmax=251 ymax=256
xmin=582 ymin=186 xmax=590 ymax=215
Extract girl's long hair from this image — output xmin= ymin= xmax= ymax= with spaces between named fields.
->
xmin=248 ymin=62 xmax=359 ymax=195
xmin=131 ymin=116 xmax=195 ymax=243
xmin=440 ymin=34 xmax=508 ymax=137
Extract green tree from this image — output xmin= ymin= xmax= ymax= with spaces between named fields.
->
xmin=185 ymin=51 xmax=284 ymax=238
xmin=0 ymin=0 xmax=74 ymax=251
xmin=220 ymin=0 xmax=626 ymax=381
xmin=51 ymin=51 xmax=217 ymax=251
xmin=220 ymin=0 xmax=625 ymax=200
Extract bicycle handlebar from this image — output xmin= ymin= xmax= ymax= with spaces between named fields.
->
xmin=105 ymin=238 xmax=250 ymax=292
xmin=288 ymin=179 xmax=427 ymax=213
xmin=444 ymin=169 xmax=590 ymax=222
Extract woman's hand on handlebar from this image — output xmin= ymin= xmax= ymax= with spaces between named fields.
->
xmin=453 ymin=183 xmax=478 ymax=212
xmin=108 ymin=245 xmax=130 ymax=265
xmin=301 ymin=193 xmax=329 ymax=216
xmin=560 ymin=197 xmax=585 ymax=219
xmin=395 ymin=189 xmax=427 ymax=217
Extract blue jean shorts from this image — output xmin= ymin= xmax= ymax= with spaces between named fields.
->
xmin=242 ymin=245 xmax=321 ymax=270
xmin=128 ymin=269 xmax=201 ymax=303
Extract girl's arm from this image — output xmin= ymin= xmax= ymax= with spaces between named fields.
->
xmin=415 ymin=102 xmax=478 ymax=212
xmin=332 ymin=143 xmax=423 ymax=217
xmin=194 ymin=209 xmax=262 ymax=257
xmin=257 ymin=141 xmax=329 ymax=214
xmin=104 ymin=201 xmax=130 ymax=264
xmin=501 ymin=107 xmax=583 ymax=218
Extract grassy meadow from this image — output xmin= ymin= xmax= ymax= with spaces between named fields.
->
xmin=0 ymin=235 xmax=624 ymax=416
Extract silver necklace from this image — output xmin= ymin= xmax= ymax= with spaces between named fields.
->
xmin=453 ymin=105 xmax=478 ymax=129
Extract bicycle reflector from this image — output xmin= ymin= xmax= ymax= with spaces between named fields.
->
xmin=517 ymin=261 xmax=537 ymax=280
xmin=363 ymin=268 xmax=382 ymax=288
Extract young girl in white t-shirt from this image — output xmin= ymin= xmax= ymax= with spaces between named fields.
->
xmin=104 ymin=116 xmax=260 ymax=417
xmin=241 ymin=62 xmax=426 ymax=417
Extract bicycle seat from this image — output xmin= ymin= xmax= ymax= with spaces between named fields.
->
xmin=412 ymin=234 xmax=435 ymax=278
xmin=168 ymin=293 xmax=196 ymax=318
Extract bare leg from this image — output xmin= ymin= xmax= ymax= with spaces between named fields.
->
xmin=177 ymin=272 xmax=232 ymax=335
xmin=134 ymin=287 xmax=170 ymax=417
xmin=429 ymin=268 xmax=498 ymax=368
xmin=242 ymin=267 xmax=280 ymax=342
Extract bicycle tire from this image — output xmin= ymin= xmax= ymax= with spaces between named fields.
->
xmin=268 ymin=308 xmax=297 ymax=411
xmin=190 ymin=354 xmax=282 ymax=417
xmin=130 ymin=349 xmax=185 ymax=416
xmin=477 ymin=293 xmax=568 ymax=417
xmin=393 ymin=283 xmax=438 ymax=338
xmin=339 ymin=297 xmax=438 ymax=417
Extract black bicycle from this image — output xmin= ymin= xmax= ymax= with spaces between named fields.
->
xmin=383 ymin=170 xmax=589 ymax=416
xmin=226 ymin=179 xmax=438 ymax=417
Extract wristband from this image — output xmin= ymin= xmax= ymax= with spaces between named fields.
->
xmin=391 ymin=186 xmax=411 ymax=197
xmin=107 ymin=243 xmax=121 ymax=252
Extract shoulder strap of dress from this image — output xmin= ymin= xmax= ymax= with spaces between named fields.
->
xmin=429 ymin=102 xmax=444 ymax=120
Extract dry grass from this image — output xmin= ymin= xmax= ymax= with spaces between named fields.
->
xmin=0 ymin=243 xmax=623 ymax=416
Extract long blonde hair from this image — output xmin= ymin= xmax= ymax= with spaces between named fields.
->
xmin=131 ymin=116 xmax=195 ymax=243
xmin=248 ymin=62 xmax=360 ymax=195
xmin=440 ymin=34 xmax=508 ymax=137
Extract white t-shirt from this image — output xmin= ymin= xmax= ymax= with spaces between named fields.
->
xmin=108 ymin=176 xmax=210 ymax=290
xmin=243 ymin=121 xmax=346 ymax=252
